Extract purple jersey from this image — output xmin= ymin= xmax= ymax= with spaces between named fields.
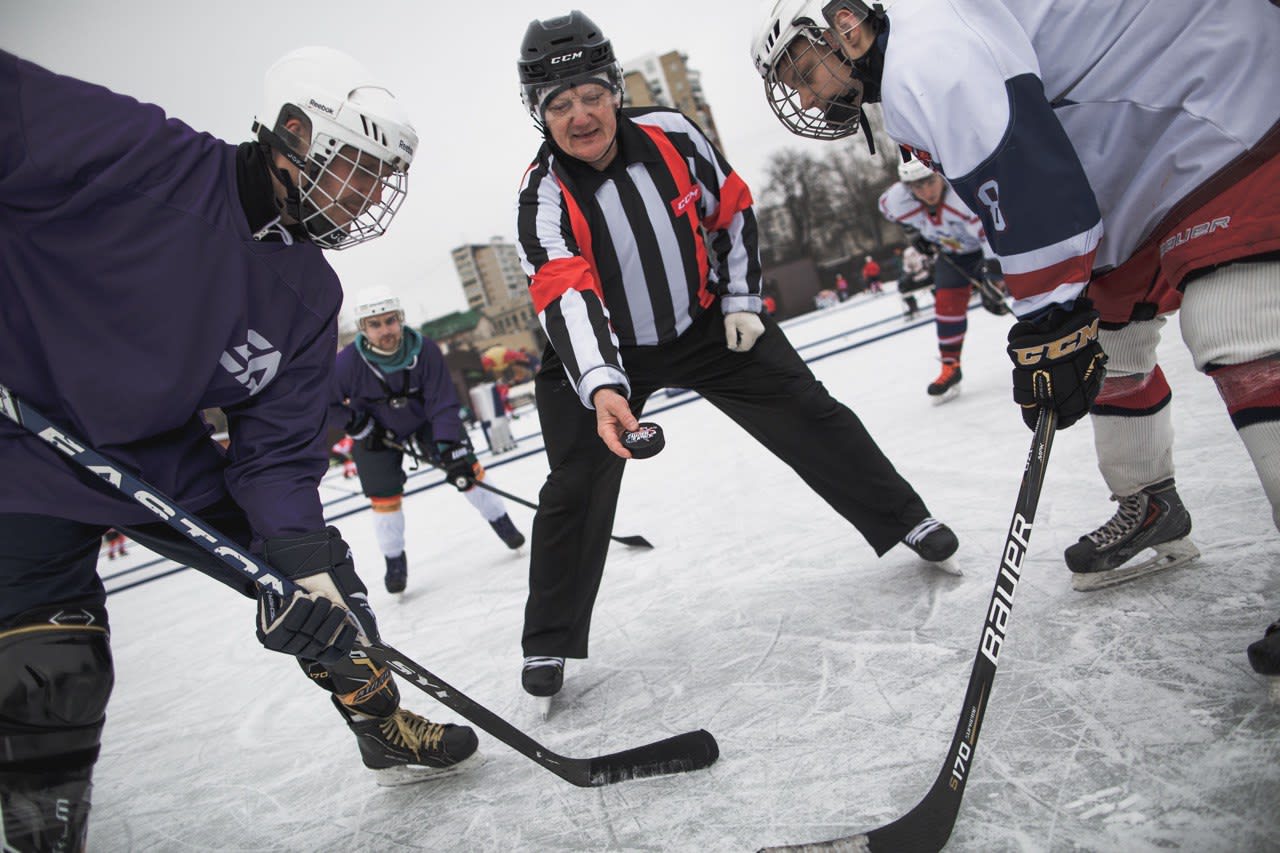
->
xmin=332 ymin=336 xmax=464 ymax=446
xmin=0 ymin=51 xmax=341 ymax=541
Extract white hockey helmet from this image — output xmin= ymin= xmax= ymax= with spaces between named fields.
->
xmin=253 ymin=47 xmax=418 ymax=250
xmin=898 ymin=157 xmax=934 ymax=184
xmin=353 ymin=286 xmax=404 ymax=325
xmin=751 ymin=0 xmax=889 ymax=140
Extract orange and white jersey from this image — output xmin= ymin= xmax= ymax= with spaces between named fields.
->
xmin=876 ymin=0 xmax=1280 ymax=317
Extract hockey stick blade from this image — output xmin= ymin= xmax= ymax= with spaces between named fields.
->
xmin=369 ymin=640 xmax=717 ymax=786
xmin=0 ymin=385 xmax=714 ymax=787
xmin=387 ymin=438 xmax=655 ymax=550
xmin=760 ymin=407 xmax=1057 ymax=852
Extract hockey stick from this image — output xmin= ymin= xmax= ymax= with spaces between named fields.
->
xmin=387 ymin=438 xmax=655 ymax=550
xmin=933 ymin=251 xmax=1012 ymax=316
xmin=760 ymin=404 xmax=1057 ymax=852
xmin=0 ymin=384 xmax=716 ymax=787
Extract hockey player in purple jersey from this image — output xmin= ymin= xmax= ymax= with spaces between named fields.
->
xmin=0 ymin=46 xmax=477 ymax=850
xmin=752 ymin=0 xmax=1280 ymax=683
xmin=333 ymin=287 xmax=525 ymax=594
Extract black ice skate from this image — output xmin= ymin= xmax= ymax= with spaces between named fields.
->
xmin=335 ymin=698 xmax=479 ymax=786
xmin=927 ymin=361 xmax=962 ymax=404
xmin=522 ymin=655 xmax=565 ymax=719
xmin=490 ymin=513 xmax=526 ymax=550
xmin=1065 ymin=478 xmax=1199 ymax=591
xmin=384 ymin=552 xmax=407 ymax=594
xmin=901 ymin=517 xmax=962 ymax=576
xmin=1247 ymin=620 xmax=1280 ymax=701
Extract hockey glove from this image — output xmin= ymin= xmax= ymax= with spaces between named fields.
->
xmin=1006 ymin=298 xmax=1107 ymax=430
xmin=724 ymin=311 xmax=765 ymax=353
xmin=256 ymin=527 xmax=380 ymax=665
xmin=436 ymin=441 xmax=481 ymax=491
xmin=345 ymin=410 xmax=375 ymax=442
xmin=905 ymin=228 xmax=935 ymax=257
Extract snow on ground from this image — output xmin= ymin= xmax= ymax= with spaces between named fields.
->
xmin=91 ymin=291 xmax=1279 ymax=852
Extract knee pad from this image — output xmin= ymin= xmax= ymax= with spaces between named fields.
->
xmin=1179 ymin=259 xmax=1280 ymax=370
xmin=1097 ymin=318 xmax=1167 ymax=376
xmin=0 ymin=612 xmax=113 ymax=772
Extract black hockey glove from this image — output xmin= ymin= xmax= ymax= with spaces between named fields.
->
xmin=436 ymin=440 xmax=480 ymax=491
xmin=904 ymin=227 xmax=935 ymax=257
xmin=1006 ymin=298 xmax=1107 ymax=431
xmin=345 ymin=412 xmax=392 ymax=452
xmin=256 ymin=527 xmax=381 ymax=665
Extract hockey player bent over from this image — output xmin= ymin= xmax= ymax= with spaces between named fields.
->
xmin=0 ymin=47 xmax=478 ymax=850
xmin=753 ymin=0 xmax=1280 ymax=681
xmin=333 ymin=287 xmax=526 ymax=594
xmin=513 ymin=11 xmax=960 ymax=713
xmin=878 ymin=158 xmax=1004 ymax=401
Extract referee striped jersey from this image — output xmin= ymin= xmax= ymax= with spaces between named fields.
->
xmin=515 ymin=106 xmax=762 ymax=408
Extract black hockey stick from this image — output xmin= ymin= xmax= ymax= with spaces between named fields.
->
xmin=934 ymin=251 xmax=1012 ymax=316
xmin=387 ymin=437 xmax=655 ymax=550
xmin=0 ymin=384 xmax=715 ymax=787
xmin=760 ymin=404 xmax=1057 ymax=852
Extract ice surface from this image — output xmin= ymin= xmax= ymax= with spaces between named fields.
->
xmin=91 ymin=292 xmax=1279 ymax=851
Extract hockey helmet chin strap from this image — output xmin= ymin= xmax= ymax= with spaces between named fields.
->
xmin=251 ymin=122 xmax=311 ymax=239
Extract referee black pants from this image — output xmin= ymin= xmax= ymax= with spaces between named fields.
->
xmin=522 ymin=308 xmax=931 ymax=658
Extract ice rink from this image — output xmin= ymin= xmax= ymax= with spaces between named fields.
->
xmin=90 ymin=291 xmax=1279 ymax=852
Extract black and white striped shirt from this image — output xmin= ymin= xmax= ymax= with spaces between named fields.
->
xmin=515 ymin=107 xmax=761 ymax=408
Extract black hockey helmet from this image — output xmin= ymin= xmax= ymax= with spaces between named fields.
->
xmin=518 ymin=11 xmax=624 ymax=122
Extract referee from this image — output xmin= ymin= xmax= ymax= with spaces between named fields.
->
xmin=512 ymin=11 xmax=960 ymax=703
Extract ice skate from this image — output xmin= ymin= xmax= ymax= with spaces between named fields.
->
xmin=927 ymin=361 xmax=961 ymax=405
xmin=490 ymin=513 xmax=526 ymax=550
xmin=1247 ymin=620 xmax=1280 ymax=701
xmin=901 ymin=517 xmax=962 ymax=575
xmin=522 ymin=655 xmax=564 ymax=719
xmin=335 ymin=698 xmax=480 ymax=785
xmin=1065 ymin=478 xmax=1199 ymax=591
xmin=384 ymin=552 xmax=408 ymax=594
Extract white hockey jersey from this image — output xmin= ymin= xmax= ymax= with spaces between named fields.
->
xmin=877 ymin=181 xmax=994 ymax=258
xmin=875 ymin=0 xmax=1280 ymax=317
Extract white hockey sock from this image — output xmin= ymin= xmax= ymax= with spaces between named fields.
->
xmin=373 ymin=508 xmax=406 ymax=558
xmin=463 ymin=483 xmax=507 ymax=522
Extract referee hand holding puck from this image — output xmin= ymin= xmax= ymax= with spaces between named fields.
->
xmin=591 ymin=386 xmax=664 ymax=460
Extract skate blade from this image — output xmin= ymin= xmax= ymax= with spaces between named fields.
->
xmin=1072 ymin=538 xmax=1201 ymax=591
xmin=371 ymin=750 xmax=485 ymax=787
xmin=535 ymin=695 xmax=554 ymax=720
xmin=928 ymin=556 xmax=963 ymax=577
xmin=929 ymin=386 xmax=961 ymax=406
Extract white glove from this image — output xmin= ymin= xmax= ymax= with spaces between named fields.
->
xmin=724 ymin=312 xmax=765 ymax=353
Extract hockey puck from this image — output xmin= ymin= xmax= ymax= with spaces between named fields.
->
xmin=622 ymin=422 xmax=664 ymax=459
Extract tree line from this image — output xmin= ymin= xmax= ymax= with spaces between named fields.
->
xmin=755 ymin=125 xmax=904 ymax=268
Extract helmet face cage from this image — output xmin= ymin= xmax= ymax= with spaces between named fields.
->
xmin=762 ymin=33 xmax=863 ymax=140
xmin=297 ymin=130 xmax=410 ymax=250
xmin=254 ymin=47 xmax=417 ymax=251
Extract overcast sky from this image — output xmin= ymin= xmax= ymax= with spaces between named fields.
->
xmin=4 ymin=0 xmax=843 ymax=324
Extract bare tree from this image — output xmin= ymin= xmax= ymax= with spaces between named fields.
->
xmin=755 ymin=118 xmax=903 ymax=267
xmin=757 ymin=148 xmax=843 ymax=263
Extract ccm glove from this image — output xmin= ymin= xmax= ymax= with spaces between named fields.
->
xmin=1006 ymin=298 xmax=1107 ymax=430
xmin=724 ymin=311 xmax=765 ymax=353
xmin=436 ymin=441 xmax=480 ymax=491
xmin=256 ymin=527 xmax=380 ymax=664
